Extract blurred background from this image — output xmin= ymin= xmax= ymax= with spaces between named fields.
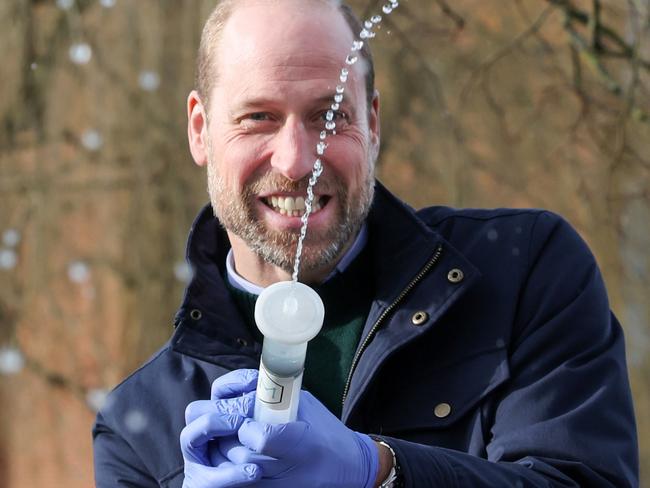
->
xmin=0 ymin=0 xmax=648 ymax=486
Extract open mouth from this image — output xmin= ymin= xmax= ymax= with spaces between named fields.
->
xmin=262 ymin=195 xmax=329 ymax=217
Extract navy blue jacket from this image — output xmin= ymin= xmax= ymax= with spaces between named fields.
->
xmin=93 ymin=182 xmax=638 ymax=487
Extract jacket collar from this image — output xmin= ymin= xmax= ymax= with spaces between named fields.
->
xmin=170 ymin=205 xmax=261 ymax=369
xmin=170 ymin=181 xmax=479 ymax=373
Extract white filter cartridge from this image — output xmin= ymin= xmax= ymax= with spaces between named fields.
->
xmin=254 ymin=281 xmax=324 ymax=424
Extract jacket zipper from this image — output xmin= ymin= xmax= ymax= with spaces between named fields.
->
xmin=341 ymin=244 xmax=444 ymax=407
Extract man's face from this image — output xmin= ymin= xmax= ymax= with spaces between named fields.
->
xmin=200 ymin=0 xmax=379 ymax=278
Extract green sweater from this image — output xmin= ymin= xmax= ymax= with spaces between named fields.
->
xmin=224 ymin=250 xmax=373 ymax=418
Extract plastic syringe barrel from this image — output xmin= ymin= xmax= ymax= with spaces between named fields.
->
xmin=254 ymin=339 xmax=308 ymax=424
xmin=253 ymin=281 xmax=324 ymax=424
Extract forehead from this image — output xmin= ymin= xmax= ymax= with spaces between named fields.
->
xmin=216 ymin=1 xmax=358 ymax=89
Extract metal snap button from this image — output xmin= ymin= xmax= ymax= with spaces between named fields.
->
xmin=447 ymin=268 xmax=464 ymax=284
xmin=411 ymin=311 xmax=429 ymax=326
xmin=434 ymin=403 xmax=452 ymax=418
xmin=190 ymin=309 xmax=202 ymax=320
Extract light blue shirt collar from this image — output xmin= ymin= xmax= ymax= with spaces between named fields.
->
xmin=226 ymin=223 xmax=368 ymax=296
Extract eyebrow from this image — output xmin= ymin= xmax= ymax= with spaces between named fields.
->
xmin=231 ymin=93 xmax=355 ymax=114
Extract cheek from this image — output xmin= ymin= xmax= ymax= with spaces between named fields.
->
xmin=325 ymin=137 xmax=371 ymax=182
xmin=219 ymin=142 xmax=267 ymax=188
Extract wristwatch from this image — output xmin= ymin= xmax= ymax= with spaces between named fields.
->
xmin=371 ymin=437 xmax=401 ymax=488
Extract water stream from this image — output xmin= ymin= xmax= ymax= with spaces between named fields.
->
xmin=291 ymin=0 xmax=399 ymax=282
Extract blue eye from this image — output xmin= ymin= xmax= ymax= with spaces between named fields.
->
xmin=320 ymin=111 xmax=348 ymax=122
xmin=249 ymin=113 xmax=269 ymax=121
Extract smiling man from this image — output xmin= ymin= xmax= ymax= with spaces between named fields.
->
xmin=93 ymin=1 xmax=638 ymax=487
xmin=189 ymin=0 xmax=378 ymax=287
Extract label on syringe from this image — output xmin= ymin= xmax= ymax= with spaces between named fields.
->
xmin=257 ymin=361 xmax=301 ymax=410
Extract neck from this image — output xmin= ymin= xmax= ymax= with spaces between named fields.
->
xmin=227 ymin=232 xmax=355 ymax=287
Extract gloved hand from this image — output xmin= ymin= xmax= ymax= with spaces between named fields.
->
xmin=180 ymin=369 xmax=262 ymax=487
xmin=220 ymin=373 xmax=380 ymax=488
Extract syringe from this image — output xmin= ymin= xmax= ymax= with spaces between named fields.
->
xmin=254 ymin=281 xmax=324 ymax=424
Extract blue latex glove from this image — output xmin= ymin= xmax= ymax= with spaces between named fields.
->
xmin=219 ymin=371 xmax=380 ymax=488
xmin=180 ymin=369 xmax=262 ymax=487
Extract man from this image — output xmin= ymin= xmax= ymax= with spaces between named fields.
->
xmin=93 ymin=0 xmax=639 ymax=486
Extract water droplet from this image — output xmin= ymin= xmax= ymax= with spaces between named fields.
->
xmin=360 ymin=29 xmax=371 ymax=39
xmin=57 ymin=0 xmax=74 ymax=10
xmin=340 ymin=67 xmax=349 ymax=77
xmin=100 ymin=0 xmax=116 ymax=7
xmin=86 ymin=388 xmax=111 ymax=412
xmin=30 ymin=62 xmax=37 ymax=70
xmin=351 ymin=40 xmax=364 ymax=51
xmin=0 ymin=347 xmax=24 ymax=375
xmin=0 ymin=249 xmax=17 ymax=270
xmin=68 ymin=261 xmax=90 ymax=283
xmin=325 ymin=110 xmax=334 ymax=121
xmin=173 ymin=261 xmax=193 ymax=283
xmin=320 ymin=130 xmax=327 ymax=140
xmin=81 ymin=129 xmax=103 ymax=151
xmin=339 ymin=72 xmax=348 ymax=82
xmin=487 ymin=229 xmax=499 ymax=242
xmin=334 ymin=93 xmax=343 ymax=103
xmin=364 ymin=20 xmax=373 ymax=29
xmin=331 ymin=103 xmax=340 ymax=111
xmin=345 ymin=54 xmax=358 ymax=65
xmin=382 ymin=4 xmax=393 ymax=14
xmin=2 ymin=229 xmax=20 ymax=247
xmin=316 ymin=142 xmax=327 ymax=155
xmin=314 ymin=159 xmax=322 ymax=172
xmin=138 ymin=70 xmax=160 ymax=91
xmin=325 ymin=121 xmax=336 ymax=131
xmin=391 ymin=0 xmax=399 ymax=7
xmin=124 ymin=410 xmax=148 ymax=433
xmin=371 ymin=15 xmax=382 ymax=23
xmin=336 ymin=85 xmax=344 ymax=94
xmin=69 ymin=43 xmax=92 ymax=64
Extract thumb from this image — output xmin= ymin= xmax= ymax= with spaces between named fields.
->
xmin=238 ymin=418 xmax=309 ymax=458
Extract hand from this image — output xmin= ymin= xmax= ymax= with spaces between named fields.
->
xmin=180 ymin=369 xmax=262 ymax=487
xmin=222 ymin=389 xmax=380 ymax=488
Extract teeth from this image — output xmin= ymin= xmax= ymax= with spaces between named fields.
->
xmin=266 ymin=195 xmax=324 ymax=215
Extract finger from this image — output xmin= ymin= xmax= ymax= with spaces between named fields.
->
xmin=185 ymin=393 xmax=255 ymax=424
xmin=184 ymin=461 xmax=261 ymax=487
xmin=220 ymin=436 xmax=277 ymax=465
xmin=180 ymin=412 xmax=246 ymax=464
xmin=297 ymin=389 xmax=335 ymax=423
xmin=238 ymin=418 xmax=309 ymax=457
xmin=211 ymin=369 xmax=259 ymax=400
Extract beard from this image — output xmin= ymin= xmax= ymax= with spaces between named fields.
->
xmin=206 ymin=158 xmax=375 ymax=277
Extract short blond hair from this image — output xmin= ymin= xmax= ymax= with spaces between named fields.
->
xmin=195 ymin=0 xmax=375 ymax=111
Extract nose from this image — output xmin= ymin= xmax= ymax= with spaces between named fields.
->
xmin=270 ymin=117 xmax=315 ymax=181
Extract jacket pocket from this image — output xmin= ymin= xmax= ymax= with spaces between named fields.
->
xmin=373 ymin=346 xmax=509 ymax=434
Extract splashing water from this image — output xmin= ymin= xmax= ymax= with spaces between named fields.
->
xmin=291 ymin=1 xmax=400 ymax=282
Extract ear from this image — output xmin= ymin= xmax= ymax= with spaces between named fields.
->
xmin=187 ymin=90 xmax=209 ymax=167
xmin=369 ymin=89 xmax=381 ymax=162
